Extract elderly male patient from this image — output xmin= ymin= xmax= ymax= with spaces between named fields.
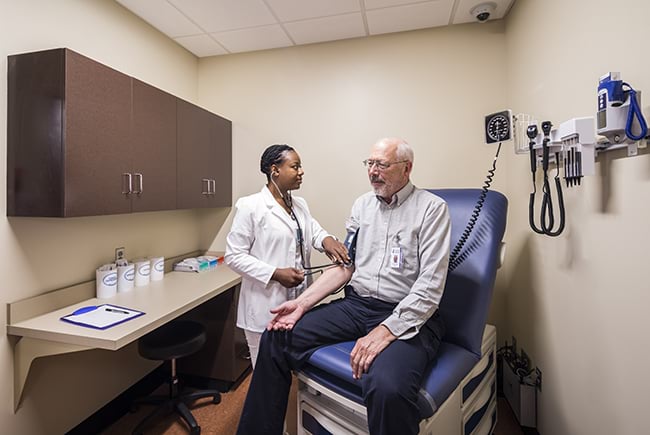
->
xmin=236 ymin=137 xmax=451 ymax=435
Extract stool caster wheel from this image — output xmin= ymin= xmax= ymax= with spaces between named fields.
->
xmin=212 ymin=394 xmax=221 ymax=404
xmin=190 ymin=426 xmax=201 ymax=434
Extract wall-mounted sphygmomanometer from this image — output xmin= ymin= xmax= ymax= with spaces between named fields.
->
xmin=485 ymin=110 xmax=513 ymax=144
xmin=597 ymin=72 xmax=648 ymax=148
xmin=447 ymin=110 xmax=511 ymax=271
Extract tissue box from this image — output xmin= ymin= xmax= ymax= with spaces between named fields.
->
xmin=173 ymin=257 xmax=209 ymax=272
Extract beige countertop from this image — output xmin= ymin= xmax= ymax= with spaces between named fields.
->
xmin=7 ymin=266 xmax=242 ymax=351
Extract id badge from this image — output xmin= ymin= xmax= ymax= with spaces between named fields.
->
xmin=390 ymin=247 xmax=403 ymax=269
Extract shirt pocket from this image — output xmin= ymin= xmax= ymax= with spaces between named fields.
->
xmin=395 ymin=228 xmax=419 ymax=271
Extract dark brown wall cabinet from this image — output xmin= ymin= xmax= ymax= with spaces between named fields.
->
xmin=7 ymin=48 xmax=232 ymax=217
xmin=177 ymin=100 xmax=232 ymax=209
xmin=131 ymin=79 xmax=178 ymax=213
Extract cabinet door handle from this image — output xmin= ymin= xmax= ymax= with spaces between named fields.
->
xmin=202 ymin=178 xmax=210 ymax=195
xmin=134 ymin=173 xmax=143 ymax=195
xmin=210 ymin=179 xmax=216 ymax=195
xmin=122 ymin=173 xmax=132 ymax=195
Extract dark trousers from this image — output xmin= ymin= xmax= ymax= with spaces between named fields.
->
xmin=236 ymin=287 xmax=444 ymax=435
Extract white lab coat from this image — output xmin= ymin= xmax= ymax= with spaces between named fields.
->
xmin=225 ymin=186 xmax=332 ymax=333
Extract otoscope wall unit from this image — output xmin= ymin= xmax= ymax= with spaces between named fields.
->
xmin=521 ymin=117 xmax=597 ymax=236
xmin=514 ymin=71 xmax=648 ymax=158
xmin=524 ymin=117 xmax=597 ymax=185
xmin=510 ymin=71 xmax=648 ymax=237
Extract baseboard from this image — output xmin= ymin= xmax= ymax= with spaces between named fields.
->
xmin=66 ymin=365 xmax=166 ymax=435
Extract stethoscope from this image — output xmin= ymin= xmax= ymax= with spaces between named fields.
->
xmin=270 ymin=177 xmax=338 ymax=277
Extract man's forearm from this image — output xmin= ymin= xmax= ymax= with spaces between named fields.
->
xmin=297 ymin=266 xmax=353 ymax=311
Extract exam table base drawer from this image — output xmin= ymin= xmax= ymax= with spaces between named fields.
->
xmin=299 ymin=391 xmax=368 ymax=435
xmin=462 ymin=372 xmax=496 ymax=435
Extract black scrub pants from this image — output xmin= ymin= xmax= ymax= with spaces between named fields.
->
xmin=236 ymin=287 xmax=444 ymax=435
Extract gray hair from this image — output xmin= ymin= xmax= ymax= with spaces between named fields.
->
xmin=377 ymin=137 xmax=414 ymax=162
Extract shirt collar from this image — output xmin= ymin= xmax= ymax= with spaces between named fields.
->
xmin=376 ymin=181 xmax=415 ymax=207
xmin=261 ymin=185 xmax=286 ymax=210
xmin=261 ymin=185 xmax=275 ymax=206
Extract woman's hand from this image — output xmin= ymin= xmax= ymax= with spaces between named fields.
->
xmin=271 ymin=267 xmax=304 ymax=287
xmin=322 ymin=236 xmax=349 ymax=264
xmin=267 ymin=300 xmax=307 ymax=330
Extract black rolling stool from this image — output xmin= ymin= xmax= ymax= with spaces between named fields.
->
xmin=132 ymin=320 xmax=221 ymax=435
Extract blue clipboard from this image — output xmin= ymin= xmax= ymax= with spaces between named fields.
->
xmin=61 ymin=304 xmax=145 ymax=330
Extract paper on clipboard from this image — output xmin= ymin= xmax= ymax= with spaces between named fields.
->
xmin=61 ymin=304 xmax=145 ymax=330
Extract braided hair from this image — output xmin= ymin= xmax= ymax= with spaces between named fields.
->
xmin=260 ymin=144 xmax=294 ymax=181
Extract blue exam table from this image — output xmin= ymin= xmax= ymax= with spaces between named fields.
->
xmin=297 ymin=188 xmax=508 ymax=435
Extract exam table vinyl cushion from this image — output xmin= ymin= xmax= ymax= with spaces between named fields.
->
xmin=304 ymin=341 xmax=478 ymax=417
xmin=299 ymin=189 xmax=508 ymax=420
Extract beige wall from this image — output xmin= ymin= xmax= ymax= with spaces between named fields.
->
xmin=504 ymin=0 xmax=650 ymax=434
xmin=199 ymin=3 xmax=650 ymax=433
xmin=0 ymin=1 xmax=216 ymax=433
xmin=5 ymin=0 xmax=648 ymax=434
xmin=199 ymin=22 xmax=509 ymax=277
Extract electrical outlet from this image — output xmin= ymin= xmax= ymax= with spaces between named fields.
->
xmin=535 ymin=367 xmax=542 ymax=391
xmin=115 ymin=247 xmax=126 ymax=262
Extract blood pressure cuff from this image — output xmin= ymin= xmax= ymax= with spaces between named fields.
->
xmin=343 ymin=229 xmax=358 ymax=266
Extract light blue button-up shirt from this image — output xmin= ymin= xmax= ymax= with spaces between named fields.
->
xmin=346 ymin=181 xmax=451 ymax=339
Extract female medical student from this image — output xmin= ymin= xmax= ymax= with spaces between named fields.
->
xmin=225 ymin=144 xmax=348 ymax=367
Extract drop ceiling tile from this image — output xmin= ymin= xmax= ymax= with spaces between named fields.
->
xmin=168 ymin=0 xmax=277 ymax=33
xmin=364 ymin=0 xmax=429 ymax=9
xmin=284 ymin=13 xmax=366 ymax=45
xmin=367 ymin=0 xmax=454 ymax=35
xmin=265 ymin=0 xmax=360 ymax=22
xmin=116 ymin=0 xmax=202 ymax=37
xmin=174 ymin=34 xmax=228 ymax=57
xmin=116 ymin=0 xmax=516 ymax=57
xmin=212 ymin=25 xmax=292 ymax=53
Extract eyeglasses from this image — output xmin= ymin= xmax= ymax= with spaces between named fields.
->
xmin=362 ymin=159 xmax=408 ymax=170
